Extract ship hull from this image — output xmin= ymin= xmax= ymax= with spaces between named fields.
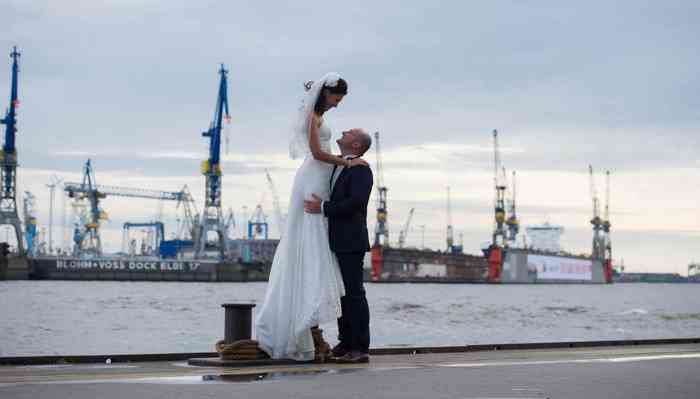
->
xmin=28 ymin=256 xmax=270 ymax=282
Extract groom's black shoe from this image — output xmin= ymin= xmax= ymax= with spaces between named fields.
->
xmin=331 ymin=344 xmax=350 ymax=358
xmin=334 ymin=351 xmax=370 ymax=364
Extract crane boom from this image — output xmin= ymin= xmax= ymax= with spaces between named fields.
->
xmin=64 ymin=182 xmax=189 ymax=201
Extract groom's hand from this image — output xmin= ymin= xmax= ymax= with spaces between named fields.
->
xmin=304 ymin=193 xmax=322 ymax=214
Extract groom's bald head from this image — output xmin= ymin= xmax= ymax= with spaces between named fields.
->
xmin=338 ymin=128 xmax=372 ymax=156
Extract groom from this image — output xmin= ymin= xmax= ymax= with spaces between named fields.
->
xmin=304 ymin=128 xmax=373 ymax=363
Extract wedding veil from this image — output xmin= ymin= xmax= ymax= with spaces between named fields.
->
xmin=289 ymin=72 xmax=341 ymax=159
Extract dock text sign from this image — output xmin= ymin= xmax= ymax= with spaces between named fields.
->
xmin=55 ymin=258 xmax=202 ymax=272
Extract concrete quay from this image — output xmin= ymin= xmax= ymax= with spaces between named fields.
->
xmin=1 ymin=340 xmax=699 ymax=398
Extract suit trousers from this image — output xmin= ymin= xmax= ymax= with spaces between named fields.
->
xmin=336 ymin=252 xmax=370 ymax=353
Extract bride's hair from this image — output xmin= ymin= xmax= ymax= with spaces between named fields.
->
xmin=313 ymin=78 xmax=348 ymax=115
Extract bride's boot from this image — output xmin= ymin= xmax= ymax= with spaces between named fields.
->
xmin=311 ymin=326 xmax=331 ymax=362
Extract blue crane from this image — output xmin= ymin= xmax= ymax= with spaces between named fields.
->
xmin=0 ymin=46 xmax=25 ymax=253
xmin=202 ymin=63 xmax=230 ymax=208
xmin=1 ymin=47 xmax=19 ymax=163
xmin=195 ymin=64 xmax=230 ymax=259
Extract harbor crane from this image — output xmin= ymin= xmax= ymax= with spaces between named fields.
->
xmin=174 ymin=185 xmax=199 ymax=241
xmin=373 ymin=131 xmax=389 ymax=247
xmin=0 ymin=46 xmax=24 ymax=253
xmin=486 ymin=129 xmax=509 ymax=282
xmin=588 ymin=165 xmax=605 ymax=260
xmin=446 ymin=186 xmax=454 ymax=251
xmin=248 ymin=204 xmax=269 ymax=240
xmin=603 ymin=170 xmax=613 ymax=282
xmin=223 ymin=207 xmax=236 ymax=239
xmin=492 ymin=129 xmax=508 ymax=247
xmin=67 ymin=159 xmax=104 ymax=255
xmin=264 ymin=169 xmax=286 ymax=238
xmin=603 ymin=170 xmax=611 ymax=238
xmin=446 ymin=186 xmax=463 ymax=253
xmin=65 ymin=159 xmax=195 ymax=256
xmin=195 ymin=64 xmax=231 ymax=259
xmin=397 ymin=207 xmax=414 ymax=248
xmin=505 ymin=170 xmax=520 ymax=245
xmin=370 ymin=131 xmax=389 ymax=280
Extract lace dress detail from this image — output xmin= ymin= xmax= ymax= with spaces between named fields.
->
xmin=255 ymin=124 xmax=345 ymax=361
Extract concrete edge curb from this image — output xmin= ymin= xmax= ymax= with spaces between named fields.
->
xmin=2 ymin=337 xmax=699 ymax=366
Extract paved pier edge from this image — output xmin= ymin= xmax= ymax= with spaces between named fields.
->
xmin=2 ymin=337 xmax=699 ymax=366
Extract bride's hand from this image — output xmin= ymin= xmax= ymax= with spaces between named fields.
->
xmin=348 ymin=157 xmax=369 ymax=168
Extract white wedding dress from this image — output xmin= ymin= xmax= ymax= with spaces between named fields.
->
xmin=255 ymin=123 xmax=345 ymax=361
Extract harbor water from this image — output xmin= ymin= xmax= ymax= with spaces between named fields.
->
xmin=1 ymin=281 xmax=699 ymax=357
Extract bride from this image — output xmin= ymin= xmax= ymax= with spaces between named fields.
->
xmin=255 ymin=72 xmax=366 ymax=361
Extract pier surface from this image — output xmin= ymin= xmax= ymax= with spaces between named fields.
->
xmin=2 ymin=342 xmax=699 ymax=398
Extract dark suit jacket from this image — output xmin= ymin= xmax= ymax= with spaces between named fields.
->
xmin=323 ymin=163 xmax=373 ymax=253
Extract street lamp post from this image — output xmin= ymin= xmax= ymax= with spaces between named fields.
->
xmin=46 ymin=175 xmax=63 ymax=254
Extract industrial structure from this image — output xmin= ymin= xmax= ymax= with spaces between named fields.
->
xmin=397 ymin=207 xmax=414 ymax=248
xmin=505 ymin=170 xmax=520 ymax=245
xmin=486 ymin=129 xmax=508 ymax=282
xmin=264 ymin=169 xmax=285 ymax=238
xmin=492 ymin=129 xmax=508 ymax=247
xmin=22 ymin=191 xmax=37 ymax=255
xmin=223 ymin=207 xmax=236 ymax=240
xmin=247 ymin=204 xmax=269 ymax=240
xmin=367 ymin=131 xmax=486 ymax=281
xmin=64 ymin=159 xmax=193 ymax=256
xmin=589 ymin=164 xmax=605 ymax=260
xmin=373 ymin=131 xmax=388 ymax=247
xmin=0 ymin=46 xmax=24 ymax=253
xmin=445 ymin=186 xmax=462 ymax=253
xmin=194 ymin=64 xmax=231 ymax=259
xmin=483 ymin=130 xmax=613 ymax=284
xmin=122 ymin=222 xmax=165 ymax=256
xmin=603 ymin=169 xmax=613 ymax=280
xmin=587 ymin=165 xmax=614 ymax=282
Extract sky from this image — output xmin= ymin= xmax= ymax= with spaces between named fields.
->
xmin=1 ymin=1 xmax=698 ymax=274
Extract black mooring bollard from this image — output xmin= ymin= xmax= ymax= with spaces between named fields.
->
xmin=222 ymin=303 xmax=255 ymax=344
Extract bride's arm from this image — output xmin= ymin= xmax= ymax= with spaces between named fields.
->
xmin=308 ymin=113 xmax=350 ymax=167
